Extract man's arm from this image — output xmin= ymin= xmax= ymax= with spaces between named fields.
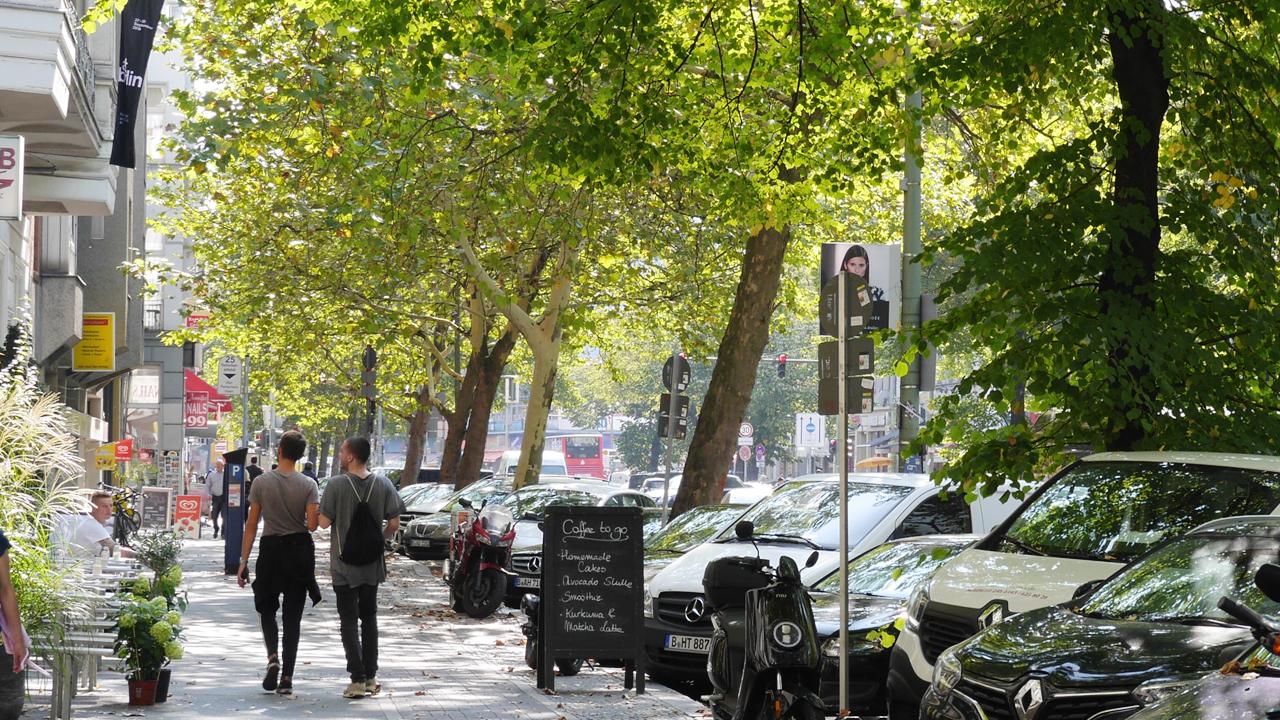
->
xmin=238 ymin=502 xmax=262 ymax=587
xmin=306 ymin=503 xmax=320 ymax=532
xmin=318 ymin=511 xmax=332 ymax=529
xmin=383 ymin=516 xmax=400 ymax=540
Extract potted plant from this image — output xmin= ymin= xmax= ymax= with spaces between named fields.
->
xmin=120 ymin=535 xmax=187 ymax=703
xmin=114 ymin=590 xmax=184 ymax=705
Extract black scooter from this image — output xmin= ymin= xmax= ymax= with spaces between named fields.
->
xmin=519 ymin=593 xmax=583 ymax=677
xmin=1128 ymin=563 xmax=1280 ymax=720
xmin=703 ymin=520 xmax=825 ymax=720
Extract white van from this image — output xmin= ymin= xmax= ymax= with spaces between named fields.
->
xmin=489 ymin=449 xmax=569 ymax=478
xmin=888 ymin=451 xmax=1280 ymax=719
xmin=643 ymin=473 xmax=1022 ymax=680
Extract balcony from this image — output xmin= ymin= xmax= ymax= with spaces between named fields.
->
xmin=0 ymin=0 xmax=118 ymax=215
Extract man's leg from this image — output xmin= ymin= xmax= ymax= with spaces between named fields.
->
xmin=280 ymin=586 xmax=307 ymax=681
xmin=210 ymin=495 xmax=223 ymax=537
xmin=333 ymin=584 xmax=365 ymax=682
xmin=255 ymin=588 xmax=282 ymax=690
xmin=358 ymin=584 xmax=379 ymax=681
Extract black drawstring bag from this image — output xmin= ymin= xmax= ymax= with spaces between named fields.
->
xmin=340 ymin=475 xmax=384 ymax=566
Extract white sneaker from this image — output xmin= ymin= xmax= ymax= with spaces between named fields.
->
xmin=343 ymin=681 xmax=366 ymax=699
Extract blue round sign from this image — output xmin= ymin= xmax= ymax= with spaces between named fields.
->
xmin=805 ymin=421 xmax=816 ymax=433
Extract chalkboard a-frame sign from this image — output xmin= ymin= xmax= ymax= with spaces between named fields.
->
xmin=539 ymin=505 xmax=646 ymax=693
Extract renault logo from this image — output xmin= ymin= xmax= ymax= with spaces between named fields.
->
xmin=977 ymin=601 xmax=1006 ymax=630
xmin=527 ymin=556 xmax=542 ymax=574
xmin=684 ymin=597 xmax=706 ymax=624
xmin=1013 ymin=678 xmax=1044 ymax=720
xmin=771 ymin=621 xmax=803 ymax=649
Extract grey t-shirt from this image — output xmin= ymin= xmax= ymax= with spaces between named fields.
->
xmin=319 ymin=472 xmax=405 ymax=588
xmin=248 ymin=469 xmax=319 ymax=537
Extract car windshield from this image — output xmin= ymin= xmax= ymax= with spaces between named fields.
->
xmin=449 ymin=478 xmax=511 ymax=509
xmin=503 ymin=487 xmax=596 ymax=517
xmin=813 ymin=540 xmax=969 ymax=599
xmin=399 ymin=484 xmax=429 ymax=503
xmin=1002 ymin=462 xmax=1280 ymax=563
xmin=719 ymin=481 xmax=915 ymax=550
xmin=1080 ymin=534 xmax=1280 ymax=623
xmin=646 ymin=506 xmax=745 ymax=554
xmin=405 ymin=484 xmax=457 ymax=512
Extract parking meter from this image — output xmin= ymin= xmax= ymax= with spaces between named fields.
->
xmin=221 ymin=447 xmax=248 ymax=575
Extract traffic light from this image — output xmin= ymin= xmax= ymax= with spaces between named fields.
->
xmin=777 ymin=353 xmax=788 ymax=378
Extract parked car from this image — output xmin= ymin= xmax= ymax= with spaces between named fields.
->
xmin=644 ymin=473 xmax=1021 ymax=681
xmin=498 ymin=481 xmax=658 ymax=553
xmin=921 ymin=515 xmax=1280 ymax=720
xmin=641 ymin=474 xmax=758 ymax=507
xmin=508 ymin=503 xmax=750 ymax=601
xmin=401 ymin=477 xmax=514 ymax=560
xmin=811 ymin=535 xmax=977 ymax=717
xmin=888 ymin=451 xmax=1280 ymax=720
xmin=392 ymin=483 xmax=465 ymax=554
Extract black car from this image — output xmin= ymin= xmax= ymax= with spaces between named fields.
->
xmin=923 ymin=515 xmax=1280 ymax=720
xmin=811 ymin=535 xmax=975 ymax=716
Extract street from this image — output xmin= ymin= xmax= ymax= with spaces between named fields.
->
xmin=22 ymin=536 xmax=704 ymax=720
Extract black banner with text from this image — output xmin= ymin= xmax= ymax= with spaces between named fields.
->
xmin=109 ymin=0 xmax=165 ymax=168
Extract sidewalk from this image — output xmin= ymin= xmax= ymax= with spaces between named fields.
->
xmin=23 ymin=534 xmax=707 ymax=719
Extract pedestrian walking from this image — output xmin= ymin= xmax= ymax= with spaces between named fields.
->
xmin=237 ymin=431 xmax=319 ymax=696
xmin=318 ymin=437 xmax=405 ymax=699
xmin=301 ymin=462 xmax=318 ymax=484
xmin=206 ymin=460 xmax=226 ymax=539
xmin=0 ymin=528 xmax=28 ymax=720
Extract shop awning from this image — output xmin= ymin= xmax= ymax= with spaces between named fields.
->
xmin=184 ymin=370 xmax=232 ymax=413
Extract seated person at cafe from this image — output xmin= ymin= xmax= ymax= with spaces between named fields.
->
xmin=53 ymin=491 xmax=133 ymax=558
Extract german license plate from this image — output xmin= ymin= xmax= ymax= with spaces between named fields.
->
xmin=665 ymin=634 xmax=710 ymax=654
xmin=408 ymin=539 xmax=431 ymax=547
xmin=515 ymin=576 xmax=540 ymax=589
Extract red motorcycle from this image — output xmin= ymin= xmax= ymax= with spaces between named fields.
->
xmin=445 ymin=498 xmax=516 ymax=618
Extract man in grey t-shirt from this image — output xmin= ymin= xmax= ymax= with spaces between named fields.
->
xmin=318 ymin=437 xmax=405 ymax=699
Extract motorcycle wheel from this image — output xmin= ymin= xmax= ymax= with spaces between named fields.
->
xmin=460 ymin=567 xmax=505 ymax=618
xmin=555 ymin=658 xmax=583 ymax=677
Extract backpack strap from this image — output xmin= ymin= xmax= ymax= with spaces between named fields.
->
xmin=346 ymin=473 xmax=375 ymax=503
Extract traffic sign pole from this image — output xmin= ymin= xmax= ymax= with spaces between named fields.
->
xmin=837 ymin=270 xmax=850 ymax=715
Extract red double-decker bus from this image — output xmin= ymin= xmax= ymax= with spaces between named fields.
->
xmin=548 ymin=434 xmax=605 ymax=479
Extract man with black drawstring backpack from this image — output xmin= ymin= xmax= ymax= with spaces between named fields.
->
xmin=319 ymin=437 xmax=405 ymax=699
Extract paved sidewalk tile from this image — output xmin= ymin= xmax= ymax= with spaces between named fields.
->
xmin=23 ymin=536 xmax=707 ymax=720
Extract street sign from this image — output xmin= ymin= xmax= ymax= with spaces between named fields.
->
xmin=738 ymin=422 xmax=753 ymax=438
xmin=115 ymin=439 xmax=134 ymax=461
xmin=818 ymin=376 xmax=875 ymax=416
xmin=73 ymin=313 xmax=116 ymax=372
xmin=185 ymin=390 xmax=209 ymax=428
xmin=656 ymin=412 xmax=688 ymax=439
xmin=818 ymin=338 xmax=875 ymax=380
xmin=658 ymin=393 xmax=690 ymax=418
xmin=184 ymin=312 xmax=209 ymax=329
xmin=755 ymin=444 xmax=765 ymax=461
xmin=820 ymin=274 xmax=872 ymax=338
xmin=738 ymin=446 xmax=751 ymax=461
xmin=95 ymin=444 xmax=116 ymax=470
xmin=662 ymin=354 xmax=692 ymax=392
xmin=0 ymin=135 xmax=24 ymax=221
xmin=795 ymin=413 xmax=826 ymax=449
xmin=216 ymin=356 xmax=243 ymax=395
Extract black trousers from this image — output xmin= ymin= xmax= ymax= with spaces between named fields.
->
xmin=0 ymin=646 xmax=21 ymax=720
xmin=334 ymin=584 xmax=379 ymax=682
xmin=209 ymin=493 xmax=226 ymax=535
xmin=252 ymin=534 xmax=316 ymax=678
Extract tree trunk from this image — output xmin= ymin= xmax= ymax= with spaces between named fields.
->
xmin=316 ymin=438 xmax=329 ymax=476
xmin=513 ymin=330 xmax=562 ymax=489
xmin=401 ymin=385 xmax=432 ymax=487
xmin=1102 ymin=3 xmax=1168 ymax=451
xmin=672 ymin=225 xmax=791 ymax=516
xmin=439 ymin=354 xmax=480 ymax=487
xmin=329 ymin=434 xmax=343 ymax=475
xmin=457 ymin=332 xmax=517 ymax=488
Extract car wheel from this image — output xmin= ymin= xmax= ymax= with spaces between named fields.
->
xmin=555 ymin=658 xmax=583 ymax=677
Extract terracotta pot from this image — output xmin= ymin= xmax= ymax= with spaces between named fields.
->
xmin=155 ymin=668 xmax=171 ymax=703
xmin=128 ymin=679 xmax=157 ymax=706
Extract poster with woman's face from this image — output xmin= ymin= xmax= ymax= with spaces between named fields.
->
xmin=819 ymin=243 xmax=901 ymax=331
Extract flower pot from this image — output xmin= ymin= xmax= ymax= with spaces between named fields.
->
xmin=155 ymin=668 xmax=171 ymax=703
xmin=128 ymin=679 xmax=157 ymax=706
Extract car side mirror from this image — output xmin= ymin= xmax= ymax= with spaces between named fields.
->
xmin=805 ymin=551 xmax=819 ymax=569
xmin=458 ymin=498 xmax=473 ymax=509
xmin=1073 ymin=578 xmax=1105 ymax=601
xmin=1256 ymin=563 xmax=1280 ymax=603
xmin=537 ymin=521 xmax=544 ymax=532
xmin=735 ymin=520 xmax=755 ymax=540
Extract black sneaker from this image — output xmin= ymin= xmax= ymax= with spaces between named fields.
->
xmin=262 ymin=659 xmax=280 ymax=691
xmin=276 ymin=678 xmax=293 ymax=696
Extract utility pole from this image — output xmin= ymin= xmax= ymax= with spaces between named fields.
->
xmin=899 ymin=1 xmax=924 ymax=472
xmin=362 ymin=345 xmax=377 ymax=438
xmin=240 ymin=356 xmax=250 ymax=449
